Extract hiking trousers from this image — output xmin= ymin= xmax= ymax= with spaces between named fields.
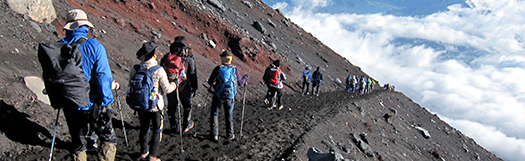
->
xmin=138 ymin=111 xmax=163 ymax=158
xmin=301 ymin=82 xmax=310 ymax=94
xmin=209 ymin=96 xmax=235 ymax=137
xmin=167 ymin=86 xmax=193 ymax=129
xmin=267 ymin=87 xmax=283 ymax=107
xmin=63 ymin=105 xmax=117 ymax=154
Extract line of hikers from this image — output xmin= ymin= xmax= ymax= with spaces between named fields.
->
xmin=345 ymin=75 xmax=377 ymax=95
xmin=38 ymin=9 xmax=293 ymax=161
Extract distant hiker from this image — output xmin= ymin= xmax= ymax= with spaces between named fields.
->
xmin=301 ymin=67 xmax=312 ymax=95
xmin=160 ymin=36 xmax=198 ymax=134
xmin=206 ymin=50 xmax=248 ymax=141
xmin=311 ymin=67 xmax=323 ymax=96
xmin=56 ymin=9 xmax=117 ymax=161
xmin=360 ymin=76 xmax=367 ymax=95
xmin=345 ymin=75 xmax=352 ymax=92
xmin=366 ymin=78 xmax=372 ymax=94
xmin=352 ymin=75 xmax=358 ymax=92
xmin=128 ymin=42 xmax=177 ymax=161
xmin=263 ymin=60 xmax=287 ymax=110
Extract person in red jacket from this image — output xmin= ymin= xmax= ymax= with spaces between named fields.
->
xmin=262 ymin=60 xmax=287 ymax=110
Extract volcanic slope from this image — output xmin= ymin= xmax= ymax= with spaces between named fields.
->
xmin=0 ymin=0 xmax=502 ymax=160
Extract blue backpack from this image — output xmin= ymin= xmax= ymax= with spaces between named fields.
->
xmin=216 ymin=65 xmax=237 ymax=99
xmin=126 ymin=65 xmax=162 ymax=111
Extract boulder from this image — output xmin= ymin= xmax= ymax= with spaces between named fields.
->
xmin=7 ymin=0 xmax=56 ymax=23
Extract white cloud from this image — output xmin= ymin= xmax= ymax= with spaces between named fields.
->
xmin=275 ymin=0 xmax=525 ymax=160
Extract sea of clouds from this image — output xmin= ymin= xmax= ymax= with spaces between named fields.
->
xmin=267 ymin=0 xmax=525 ymax=160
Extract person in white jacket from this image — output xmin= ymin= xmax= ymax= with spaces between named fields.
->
xmin=129 ymin=42 xmax=177 ymax=161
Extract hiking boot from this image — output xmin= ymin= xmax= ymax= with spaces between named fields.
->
xmin=140 ymin=152 xmax=149 ymax=159
xmin=268 ymin=107 xmax=273 ymax=110
xmin=278 ymin=105 xmax=284 ymax=110
xmin=73 ymin=151 xmax=87 ymax=161
xmin=98 ymin=143 xmax=117 ymax=161
xmin=184 ymin=121 xmax=194 ymax=133
xmin=228 ymin=134 xmax=235 ymax=141
xmin=264 ymin=99 xmax=269 ymax=105
xmin=210 ymin=135 xmax=219 ymax=142
xmin=149 ymin=156 xmax=161 ymax=161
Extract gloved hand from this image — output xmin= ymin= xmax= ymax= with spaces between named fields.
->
xmin=111 ymin=80 xmax=120 ymax=90
xmin=243 ymin=74 xmax=249 ymax=80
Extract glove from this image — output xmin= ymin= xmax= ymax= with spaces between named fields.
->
xmin=111 ymin=80 xmax=120 ymax=90
xmin=207 ymin=86 xmax=215 ymax=94
xmin=243 ymin=74 xmax=249 ymax=80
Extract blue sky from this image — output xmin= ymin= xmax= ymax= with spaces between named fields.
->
xmin=262 ymin=0 xmax=525 ymax=160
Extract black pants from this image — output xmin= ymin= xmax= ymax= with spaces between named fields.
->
xmin=138 ymin=111 xmax=163 ymax=157
xmin=63 ymin=105 xmax=117 ymax=154
xmin=167 ymin=85 xmax=193 ymax=129
xmin=266 ymin=86 xmax=282 ymax=107
xmin=301 ymin=82 xmax=310 ymax=94
xmin=312 ymin=84 xmax=320 ymax=94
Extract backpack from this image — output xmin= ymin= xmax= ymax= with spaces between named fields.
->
xmin=302 ymin=72 xmax=309 ymax=83
xmin=313 ymin=71 xmax=322 ymax=81
xmin=37 ymin=38 xmax=90 ymax=109
xmin=165 ymin=54 xmax=186 ymax=83
xmin=268 ymin=68 xmax=282 ymax=86
xmin=126 ymin=65 xmax=162 ymax=112
xmin=216 ymin=65 xmax=237 ymax=99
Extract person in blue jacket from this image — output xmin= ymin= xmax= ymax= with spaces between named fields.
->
xmin=59 ymin=9 xmax=117 ymax=161
xmin=301 ymin=67 xmax=313 ymax=95
xmin=206 ymin=50 xmax=248 ymax=141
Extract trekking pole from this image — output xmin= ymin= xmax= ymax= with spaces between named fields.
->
xmin=48 ymin=109 xmax=60 ymax=161
xmin=240 ymin=82 xmax=247 ymax=138
xmin=114 ymin=89 xmax=129 ymax=146
xmin=175 ymin=86 xmax=184 ymax=153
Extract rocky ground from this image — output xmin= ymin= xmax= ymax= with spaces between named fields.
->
xmin=0 ymin=0 xmax=502 ymax=160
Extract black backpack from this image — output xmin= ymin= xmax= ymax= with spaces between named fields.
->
xmin=37 ymin=38 xmax=90 ymax=109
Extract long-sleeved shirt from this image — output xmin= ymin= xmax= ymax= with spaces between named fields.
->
xmin=61 ymin=26 xmax=114 ymax=110
xmin=129 ymin=59 xmax=177 ymax=112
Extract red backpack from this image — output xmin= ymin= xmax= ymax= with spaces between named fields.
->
xmin=269 ymin=68 xmax=281 ymax=86
xmin=166 ymin=54 xmax=186 ymax=82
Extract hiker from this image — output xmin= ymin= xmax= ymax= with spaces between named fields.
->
xmin=59 ymin=9 xmax=117 ymax=161
xmin=301 ymin=67 xmax=312 ymax=95
xmin=311 ymin=67 xmax=323 ymax=96
xmin=345 ymin=75 xmax=352 ymax=92
xmin=206 ymin=50 xmax=248 ymax=141
xmin=160 ymin=36 xmax=198 ymax=134
xmin=360 ymin=76 xmax=367 ymax=95
xmin=366 ymin=78 xmax=372 ymax=94
xmin=130 ymin=42 xmax=177 ymax=161
xmin=263 ymin=60 xmax=287 ymax=110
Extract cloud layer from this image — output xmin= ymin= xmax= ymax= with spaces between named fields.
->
xmin=269 ymin=0 xmax=525 ymax=160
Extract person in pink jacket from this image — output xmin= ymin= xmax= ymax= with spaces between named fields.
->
xmin=129 ymin=42 xmax=177 ymax=161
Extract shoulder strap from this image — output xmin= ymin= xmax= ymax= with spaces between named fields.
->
xmin=148 ymin=65 xmax=162 ymax=73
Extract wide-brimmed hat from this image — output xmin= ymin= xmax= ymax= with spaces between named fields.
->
xmin=63 ymin=9 xmax=94 ymax=31
xmin=170 ymin=36 xmax=188 ymax=54
xmin=273 ymin=60 xmax=281 ymax=67
xmin=136 ymin=42 xmax=158 ymax=61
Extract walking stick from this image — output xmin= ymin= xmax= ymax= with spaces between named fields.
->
xmin=48 ymin=109 xmax=60 ymax=161
xmin=114 ymin=89 xmax=129 ymax=146
xmin=240 ymin=82 xmax=247 ymax=138
xmin=175 ymin=85 xmax=184 ymax=153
